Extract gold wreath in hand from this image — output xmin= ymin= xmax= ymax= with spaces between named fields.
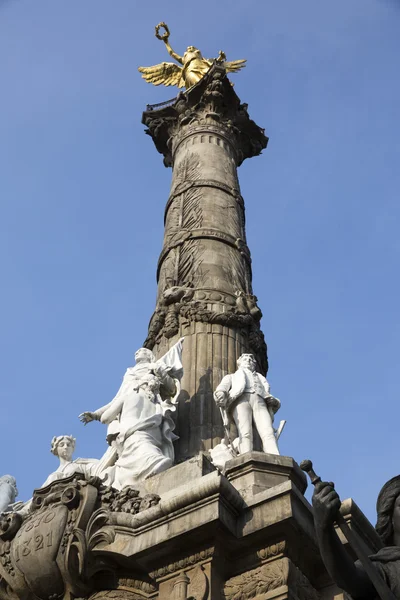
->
xmin=155 ymin=22 xmax=170 ymax=42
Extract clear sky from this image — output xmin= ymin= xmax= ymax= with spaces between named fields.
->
xmin=0 ymin=0 xmax=399 ymax=524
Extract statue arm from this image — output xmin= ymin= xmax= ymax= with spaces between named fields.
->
xmin=214 ymin=375 xmax=232 ymax=407
xmin=313 ymin=482 xmax=375 ymax=598
xmin=164 ymin=39 xmax=183 ymax=65
xmin=154 ymin=362 xmax=177 ymax=397
xmin=94 ymin=396 xmax=124 ymax=424
xmin=215 ymin=375 xmax=232 ymax=394
xmin=261 ymin=375 xmax=271 ymax=395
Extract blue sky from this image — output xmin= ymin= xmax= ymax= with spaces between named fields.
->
xmin=1 ymin=0 xmax=399 ymax=524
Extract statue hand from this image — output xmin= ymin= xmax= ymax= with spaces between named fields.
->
xmin=214 ymin=390 xmax=226 ymax=407
xmin=217 ymin=50 xmax=226 ymax=63
xmin=79 ymin=411 xmax=98 ymax=425
xmin=152 ymin=362 xmax=168 ymax=378
xmin=312 ymin=481 xmax=341 ymax=531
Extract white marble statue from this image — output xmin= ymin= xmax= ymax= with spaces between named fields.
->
xmin=213 ymin=353 xmax=280 ymax=455
xmin=0 ymin=475 xmax=18 ymax=513
xmin=40 ymin=435 xmax=116 ymax=488
xmin=79 ymin=338 xmax=184 ymax=488
xmin=9 ymin=435 xmax=117 ymax=518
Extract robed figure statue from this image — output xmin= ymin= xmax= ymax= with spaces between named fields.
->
xmin=79 ymin=338 xmax=184 ymax=488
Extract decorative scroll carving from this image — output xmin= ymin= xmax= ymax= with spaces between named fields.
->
xmin=223 ymin=558 xmax=289 ymax=600
xmin=0 ymin=512 xmax=22 ymax=542
xmin=0 ymin=475 xmax=160 ymax=600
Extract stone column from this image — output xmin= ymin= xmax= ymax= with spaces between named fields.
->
xmin=142 ymin=65 xmax=269 ymax=461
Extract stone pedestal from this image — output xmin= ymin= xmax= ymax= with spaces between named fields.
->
xmin=224 ymin=452 xmax=307 ymax=500
xmin=1 ymin=454 xmax=383 ymax=600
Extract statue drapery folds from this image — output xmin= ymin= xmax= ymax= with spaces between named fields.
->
xmin=79 ymin=338 xmax=184 ymax=488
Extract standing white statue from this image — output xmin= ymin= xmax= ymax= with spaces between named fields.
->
xmin=213 ymin=353 xmax=280 ymax=455
xmin=0 ymin=475 xmax=18 ymax=513
xmin=79 ymin=338 xmax=184 ymax=488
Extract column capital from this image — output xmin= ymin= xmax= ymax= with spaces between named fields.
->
xmin=142 ymin=64 xmax=268 ymax=167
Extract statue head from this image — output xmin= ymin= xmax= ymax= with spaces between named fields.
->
xmin=375 ymin=475 xmax=400 ymax=545
xmin=0 ymin=475 xmax=18 ymax=499
xmin=134 ymin=347 xmax=155 ymax=365
xmin=237 ymin=353 xmax=257 ymax=372
xmin=184 ymin=46 xmax=202 ymax=60
xmin=50 ymin=435 xmax=76 ymax=461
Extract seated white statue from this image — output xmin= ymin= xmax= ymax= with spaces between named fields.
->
xmin=9 ymin=434 xmax=118 ymax=518
xmin=40 ymin=435 xmax=116 ymax=488
xmin=0 ymin=475 xmax=18 ymax=513
xmin=79 ymin=339 xmax=184 ymax=488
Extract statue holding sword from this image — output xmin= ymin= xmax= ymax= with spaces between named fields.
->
xmin=213 ymin=353 xmax=283 ymax=456
xmin=302 ymin=460 xmax=400 ymax=600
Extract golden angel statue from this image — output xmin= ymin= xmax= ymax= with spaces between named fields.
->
xmin=138 ymin=23 xmax=246 ymax=89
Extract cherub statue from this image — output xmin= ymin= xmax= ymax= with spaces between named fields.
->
xmin=138 ymin=22 xmax=246 ymax=89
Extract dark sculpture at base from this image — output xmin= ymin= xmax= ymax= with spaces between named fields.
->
xmin=307 ymin=463 xmax=400 ymax=599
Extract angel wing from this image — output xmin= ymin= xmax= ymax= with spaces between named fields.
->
xmin=138 ymin=62 xmax=184 ymax=88
xmin=224 ymin=59 xmax=247 ymax=74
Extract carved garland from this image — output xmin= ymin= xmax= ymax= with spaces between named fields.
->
xmin=223 ymin=558 xmax=289 ymax=600
xmin=144 ymin=300 xmax=268 ymax=374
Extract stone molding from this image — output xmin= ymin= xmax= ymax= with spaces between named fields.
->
xmin=149 ymin=547 xmax=215 ymax=579
xmin=257 ymin=541 xmax=287 ymax=562
xmin=142 ymin=65 xmax=268 ymax=167
xmin=171 ymin=124 xmax=238 ymax=162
